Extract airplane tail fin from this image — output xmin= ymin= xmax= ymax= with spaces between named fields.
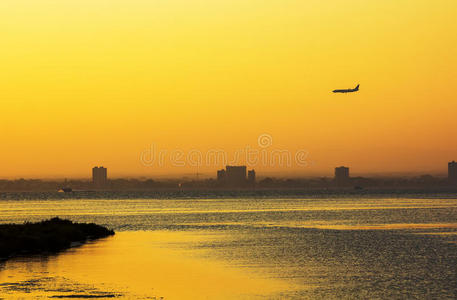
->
xmin=355 ymin=84 xmax=359 ymax=91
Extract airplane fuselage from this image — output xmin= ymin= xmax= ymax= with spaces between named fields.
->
xmin=333 ymin=89 xmax=354 ymax=93
xmin=333 ymin=84 xmax=359 ymax=94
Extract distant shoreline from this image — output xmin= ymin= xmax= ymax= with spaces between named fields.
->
xmin=1 ymin=188 xmax=457 ymax=201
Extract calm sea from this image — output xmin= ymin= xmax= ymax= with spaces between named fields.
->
xmin=1 ymin=192 xmax=456 ymax=299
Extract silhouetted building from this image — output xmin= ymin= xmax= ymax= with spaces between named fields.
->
xmin=448 ymin=161 xmax=457 ymax=184
xmin=217 ymin=169 xmax=226 ymax=182
xmin=92 ymin=166 xmax=107 ymax=188
xmin=248 ymin=169 xmax=256 ymax=184
xmin=216 ymin=166 xmax=251 ymax=186
xmin=335 ymin=166 xmax=350 ymax=186
xmin=226 ymin=166 xmax=247 ymax=186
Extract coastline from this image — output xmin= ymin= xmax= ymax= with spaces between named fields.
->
xmin=1 ymin=187 xmax=457 ymax=201
xmin=0 ymin=218 xmax=115 ymax=261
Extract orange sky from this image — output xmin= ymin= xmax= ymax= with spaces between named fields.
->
xmin=1 ymin=0 xmax=457 ymax=178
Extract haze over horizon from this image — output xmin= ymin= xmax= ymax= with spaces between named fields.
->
xmin=0 ymin=169 xmax=452 ymax=181
xmin=1 ymin=0 xmax=457 ymax=178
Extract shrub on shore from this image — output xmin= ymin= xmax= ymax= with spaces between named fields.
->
xmin=0 ymin=217 xmax=114 ymax=259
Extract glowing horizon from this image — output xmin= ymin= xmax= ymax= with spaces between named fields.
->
xmin=1 ymin=0 xmax=457 ymax=178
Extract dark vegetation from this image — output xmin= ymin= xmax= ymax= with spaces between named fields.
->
xmin=0 ymin=218 xmax=114 ymax=260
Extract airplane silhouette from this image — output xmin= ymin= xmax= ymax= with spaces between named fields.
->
xmin=333 ymin=84 xmax=359 ymax=93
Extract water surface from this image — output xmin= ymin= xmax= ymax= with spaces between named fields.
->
xmin=1 ymin=196 xmax=456 ymax=299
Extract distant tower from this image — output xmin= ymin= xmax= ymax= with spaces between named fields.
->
xmin=448 ymin=161 xmax=457 ymax=185
xmin=247 ymin=169 xmax=256 ymax=184
xmin=334 ymin=166 xmax=350 ymax=186
xmin=92 ymin=166 xmax=108 ymax=188
xmin=225 ymin=166 xmax=247 ymax=186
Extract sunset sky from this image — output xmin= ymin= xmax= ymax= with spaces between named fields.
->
xmin=1 ymin=0 xmax=456 ymax=178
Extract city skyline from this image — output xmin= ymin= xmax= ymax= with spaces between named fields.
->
xmin=2 ymin=161 xmax=457 ymax=181
xmin=3 ymin=162 xmax=457 ymax=192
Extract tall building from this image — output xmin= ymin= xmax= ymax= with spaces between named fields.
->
xmin=226 ymin=166 xmax=247 ymax=185
xmin=216 ymin=166 xmax=252 ymax=186
xmin=247 ymin=169 xmax=256 ymax=184
xmin=448 ymin=161 xmax=457 ymax=184
xmin=334 ymin=166 xmax=350 ymax=186
xmin=92 ymin=166 xmax=107 ymax=188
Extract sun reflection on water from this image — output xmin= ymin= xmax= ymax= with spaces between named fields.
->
xmin=0 ymin=231 xmax=293 ymax=299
